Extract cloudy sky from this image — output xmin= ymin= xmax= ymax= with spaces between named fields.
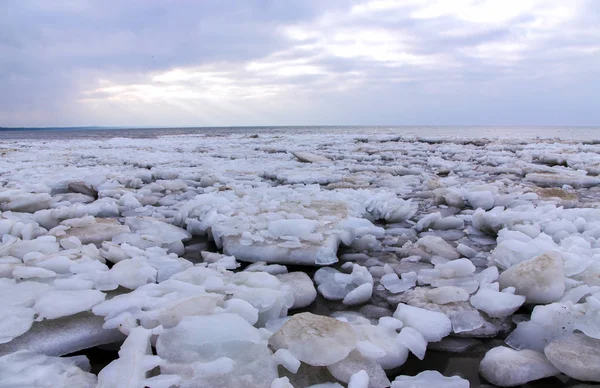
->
xmin=1 ymin=0 xmax=599 ymax=127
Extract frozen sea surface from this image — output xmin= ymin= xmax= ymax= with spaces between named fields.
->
xmin=1 ymin=126 xmax=600 ymax=387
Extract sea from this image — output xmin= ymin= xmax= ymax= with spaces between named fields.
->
xmin=1 ymin=126 xmax=600 ymax=142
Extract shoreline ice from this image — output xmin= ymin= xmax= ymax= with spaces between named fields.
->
xmin=2 ymin=129 xmax=600 ymax=387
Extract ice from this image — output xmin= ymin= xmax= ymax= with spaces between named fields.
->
xmin=391 ymin=370 xmax=469 ymax=388
xmin=246 ymin=261 xmax=288 ymax=275
xmin=6 ymin=125 xmax=600 ymax=384
xmin=343 ymin=283 xmax=373 ymax=305
xmin=408 ymin=235 xmax=460 ymax=261
xmin=273 ymin=348 xmax=301 ymax=373
xmin=435 ymin=258 xmax=476 ymax=277
xmin=292 ymin=151 xmax=331 ymax=163
xmin=544 ymin=333 xmax=600 ymax=382
xmin=97 ymin=327 xmax=171 ymax=388
xmin=470 ymin=286 xmax=526 ymax=318
xmin=505 ymin=298 xmax=600 ymax=352
xmin=0 ymin=192 xmax=52 ymax=213
xmin=34 ymin=289 xmax=105 ymax=320
xmin=157 ymin=314 xmax=277 ymax=388
xmin=426 ymin=286 xmax=469 ymax=304
xmin=327 ymin=351 xmax=390 ymax=388
xmin=276 ymin=272 xmax=317 ymax=309
xmin=271 ymin=376 xmax=294 ymax=388
xmin=0 ymin=313 xmax=125 ymax=357
xmin=498 ymin=251 xmax=565 ymax=304
xmin=0 ymin=351 xmax=97 ymax=387
xmin=396 ymin=327 xmax=427 ymax=360
xmin=53 ymin=217 xmax=130 ymax=246
xmin=525 ymin=172 xmax=600 ymax=188
xmin=380 ymin=272 xmax=417 ymax=294
xmin=479 ymin=346 xmax=558 ymax=387
xmin=466 ymin=190 xmax=495 ymax=210
xmin=0 ymin=306 xmax=34 ymax=344
xmin=348 ymin=370 xmax=370 ymax=388
xmin=315 ymin=264 xmax=373 ymax=303
xmin=13 ymin=265 xmax=56 ymax=279
xmin=393 ymin=303 xmax=451 ymax=342
xmin=106 ymin=258 xmax=157 ymax=289
xmin=269 ymin=312 xmax=357 ymax=366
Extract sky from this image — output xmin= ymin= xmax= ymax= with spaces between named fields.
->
xmin=1 ymin=0 xmax=599 ymax=127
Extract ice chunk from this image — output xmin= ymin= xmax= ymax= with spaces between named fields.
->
xmin=544 ymin=333 xmax=600 ymax=382
xmin=0 ymin=312 xmax=125 ymax=357
xmin=97 ymin=326 xmax=174 ymax=388
xmin=0 ymin=306 xmax=34 ymax=344
xmin=505 ymin=300 xmax=600 ymax=352
xmin=157 ymin=314 xmax=277 ymax=388
xmin=57 ymin=217 xmax=130 ymax=245
xmin=315 ymin=264 xmax=373 ymax=302
xmin=348 ymin=370 xmax=369 ymax=388
xmin=380 ymin=272 xmax=417 ymax=294
xmin=0 ymin=193 xmax=51 ymax=213
xmin=435 ymin=258 xmax=476 ymax=277
xmin=273 ymin=348 xmax=301 ymax=373
xmin=391 ymin=370 xmax=469 ymax=388
xmin=479 ymin=346 xmax=558 ymax=387
xmin=470 ymin=287 xmax=526 ymax=318
xmin=12 ymin=266 xmax=57 ymax=279
xmin=466 ymin=191 xmax=495 ymax=210
xmin=498 ymin=252 xmax=565 ymax=304
xmin=343 ymin=283 xmax=373 ymax=306
xmin=271 ymin=376 xmax=294 ymax=388
xmin=413 ymin=235 xmax=460 ymax=260
xmin=426 ymin=286 xmax=469 ymax=304
xmin=34 ymin=289 xmax=105 ymax=320
xmin=108 ymin=258 xmax=157 ymax=289
xmin=327 ymin=351 xmax=389 ymax=388
xmin=292 ymin=151 xmax=330 ymax=163
xmin=393 ymin=303 xmax=451 ymax=342
xmin=269 ymin=312 xmax=357 ymax=366
xmin=0 ymin=351 xmax=96 ymax=387
xmin=396 ymin=327 xmax=427 ymax=360
xmin=277 ymin=272 xmax=317 ymax=309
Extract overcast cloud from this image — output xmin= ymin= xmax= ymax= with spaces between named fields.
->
xmin=1 ymin=0 xmax=599 ymax=127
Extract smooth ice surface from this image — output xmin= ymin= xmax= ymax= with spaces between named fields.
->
xmin=393 ymin=303 xmax=452 ymax=342
xmin=498 ymin=252 xmax=565 ymax=304
xmin=479 ymin=346 xmax=558 ymax=387
xmin=0 ymin=351 xmax=97 ymax=387
xmin=391 ymin=370 xmax=469 ymax=388
xmin=470 ymin=287 xmax=526 ymax=318
xmin=544 ymin=333 xmax=600 ymax=382
xmin=269 ymin=312 xmax=357 ymax=366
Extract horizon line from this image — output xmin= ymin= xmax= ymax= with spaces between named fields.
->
xmin=2 ymin=124 xmax=600 ymax=131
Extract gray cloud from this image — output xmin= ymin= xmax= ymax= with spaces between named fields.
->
xmin=1 ymin=0 xmax=599 ymax=126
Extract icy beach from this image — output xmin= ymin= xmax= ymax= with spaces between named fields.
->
xmin=2 ymin=127 xmax=600 ymax=387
